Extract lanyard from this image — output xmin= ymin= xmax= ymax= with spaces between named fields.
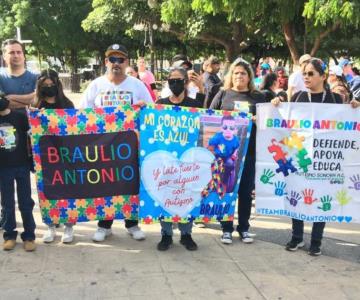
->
xmin=307 ymin=90 xmax=326 ymax=103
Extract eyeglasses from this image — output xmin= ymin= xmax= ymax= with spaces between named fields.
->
xmin=108 ymin=56 xmax=125 ymax=64
xmin=222 ymin=125 xmax=235 ymax=130
xmin=302 ymin=71 xmax=315 ymax=77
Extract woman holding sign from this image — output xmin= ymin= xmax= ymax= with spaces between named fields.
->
xmin=34 ymin=69 xmax=76 ymax=244
xmin=155 ymin=67 xmax=205 ymax=251
xmin=272 ymin=58 xmax=360 ymax=256
xmin=210 ymin=58 xmax=265 ymax=245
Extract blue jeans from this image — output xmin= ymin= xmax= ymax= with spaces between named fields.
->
xmin=0 ymin=166 xmax=36 ymax=241
xmin=160 ymin=221 xmax=193 ymax=236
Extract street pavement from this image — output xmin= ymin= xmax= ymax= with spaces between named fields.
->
xmin=0 ymin=91 xmax=359 ymax=299
xmin=0 ymin=170 xmax=359 ymax=300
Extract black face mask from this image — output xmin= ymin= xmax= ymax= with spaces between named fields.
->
xmin=0 ymin=97 xmax=9 ymax=111
xmin=40 ymin=85 xmax=58 ymax=98
xmin=168 ymin=79 xmax=185 ymax=97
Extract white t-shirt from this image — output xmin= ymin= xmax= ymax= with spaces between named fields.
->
xmin=80 ymin=75 xmax=152 ymax=108
xmin=288 ymin=70 xmax=307 ymax=94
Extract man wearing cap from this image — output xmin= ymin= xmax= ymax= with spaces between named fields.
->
xmin=203 ymin=56 xmax=222 ymax=108
xmin=328 ymin=65 xmax=350 ymax=103
xmin=339 ymin=58 xmax=354 ymax=83
xmin=81 ymin=44 xmax=152 ymax=243
xmin=287 ymin=54 xmax=311 ymax=99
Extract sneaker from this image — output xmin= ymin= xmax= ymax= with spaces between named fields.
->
xmin=240 ymin=232 xmax=254 ymax=244
xmin=61 ymin=225 xmax=74 ymax=244
xmin=180 ymin=234 xmax=198 ymax=251
xmin=43 ymin=227 xmax=56 ymax=243
xmin=157 ymin=235 xmax=173 ymax=251
xmin=193 ymin=222 xmax=206 ymax=228
xmin=92 ymin=227 xmax=112 ymax=242
xmin=127 ymin=226 xmax=146 ymax=240
xmin=246 ymin=232 xmax=256 ymax=238
xmin=221 ymin=232 xmax=233 ymax=244
xmin=309 ymin=244 xmax=322 ymax=256
xmin=3 ymin=239 xmax=16 ymax=251
xmin=285 ymin=238 xmax=305 ymax=251
xmin=24 ymin=240 xmax=36 ymax=252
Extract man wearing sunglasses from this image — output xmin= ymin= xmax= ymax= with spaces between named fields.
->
xmin=81 ymin=44 xmax=152 ymax=243
xmin=81 ymin=44 xmax=152 ymax=108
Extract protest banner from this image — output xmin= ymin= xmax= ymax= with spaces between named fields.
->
xmin=138 ymin=104 xmax=252 ymax=224
xmin=28 ymin=105 xmax=140 ymax=224
xmin=256 ymin=103 xmax=360 ymax=223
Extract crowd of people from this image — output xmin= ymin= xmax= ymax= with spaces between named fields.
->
xmin=0 ymin=38 xmax=360 ymax=256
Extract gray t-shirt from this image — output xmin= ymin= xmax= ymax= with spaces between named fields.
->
xmin=0 ymin=69 xmax=38 ymax=113
xmin=0 ymin=69 xmax=38 ymax=96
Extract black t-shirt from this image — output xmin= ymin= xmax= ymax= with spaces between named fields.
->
xmin=0 ymin=110 xmax=30 ymax=168
xmin=291 ymin=90 xmax=343 ymax=104
xmin=38 ymin=98 xmax=75 ymax=109
xmin=157 ymin=94 xmax=205 ymax=108
xmin=210 ymin=89 xmax=265 ymax=115
xmin=203 ymin=72 xmax=222 ymax=108
xmin=261 ymin=89 xmax=277 ymax=102
xmin=210 ymin=89 xmax=266 ymax=157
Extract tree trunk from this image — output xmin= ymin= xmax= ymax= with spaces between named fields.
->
xmin=282 ymin=22 xmax=300 ymax=65
xmin=310 ymin=22 xmax=340 ymax=57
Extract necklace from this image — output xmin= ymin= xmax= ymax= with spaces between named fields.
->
xmin=307 ymin=90 xmax=326 ymax=103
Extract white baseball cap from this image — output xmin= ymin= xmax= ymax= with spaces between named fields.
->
xmin=329 ymin=65 xmax=343 ymax=77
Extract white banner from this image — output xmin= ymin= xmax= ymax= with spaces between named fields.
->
xmin=255 ymin=103 xmax=360 ymax=223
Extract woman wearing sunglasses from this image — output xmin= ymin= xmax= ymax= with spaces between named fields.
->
xmin=34 ymin=69 xmax=76 ymax=244
xmin=272 ymin=58 xmax=360 ymax=256
xmin=155 ymin=67 xmax=204 ymax=251
xmin=210 ymin=59 xmax=266 ymax=245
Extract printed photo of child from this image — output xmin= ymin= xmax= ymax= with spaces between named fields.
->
xmin=208 ymin=115 xmax=240 ymax=193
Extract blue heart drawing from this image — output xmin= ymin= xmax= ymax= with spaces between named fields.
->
xmin=345 ymin=216 xmax=352 ymax=223
xmin=337 ymin=216 xmax=344 ymax=223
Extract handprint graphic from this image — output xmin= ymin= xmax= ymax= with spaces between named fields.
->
xmin=336 ymin=189 xmax=352 ymax=206
xmin=302 ymin=189 xmax=317 ymax=205
xmin=286 ymin=191 xmax=301 ymax=207
xmin=318 ymin=195 xmax=332 ymax=212
xmin=260 ymin=169 xmax=275 ymax=185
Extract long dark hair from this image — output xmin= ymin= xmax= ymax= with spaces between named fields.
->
xmin=260 ymin=73 xmax=278 ymax=91
xmin=35 ymin=69 xmax=72 ymax=108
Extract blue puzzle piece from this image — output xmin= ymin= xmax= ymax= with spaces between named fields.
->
xmin=40 ymin=115 xmax=50 ymax=126
xmin=97 ymin=121 xmax=106 ymax=133
xmin=96 ymin=206 xmax=105 ymax=217
xmin=115 ymin=211 xmax=124 ymax=219
xmin=67 ymin=199 xmax=77 ymax=210
xmin=59 ymin=207 xmax=68 ymax=219
xmin=131 ymin=204 xmax=139 ymax=214
xmin=59 ymin=123 xmax=67 ymax=135
xmin=275 ymin=158 xmax=297 ymax=177
xmin=77 ymin=113 xmax=88 ymax=124
xmin=105 ymin=197 xmax=113 ymax=207
xmin=115 ymin=110 xmax=125 ymax=121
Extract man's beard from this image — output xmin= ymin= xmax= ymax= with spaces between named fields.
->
xmin=111 ymin=67 xmax=123 ymax=75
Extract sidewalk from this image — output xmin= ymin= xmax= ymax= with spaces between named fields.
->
xmin=1 ymin=202 xmax=360 ymax=299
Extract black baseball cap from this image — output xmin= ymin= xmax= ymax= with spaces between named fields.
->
xmin=105 ymin=44 xmax=128 ymax=57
